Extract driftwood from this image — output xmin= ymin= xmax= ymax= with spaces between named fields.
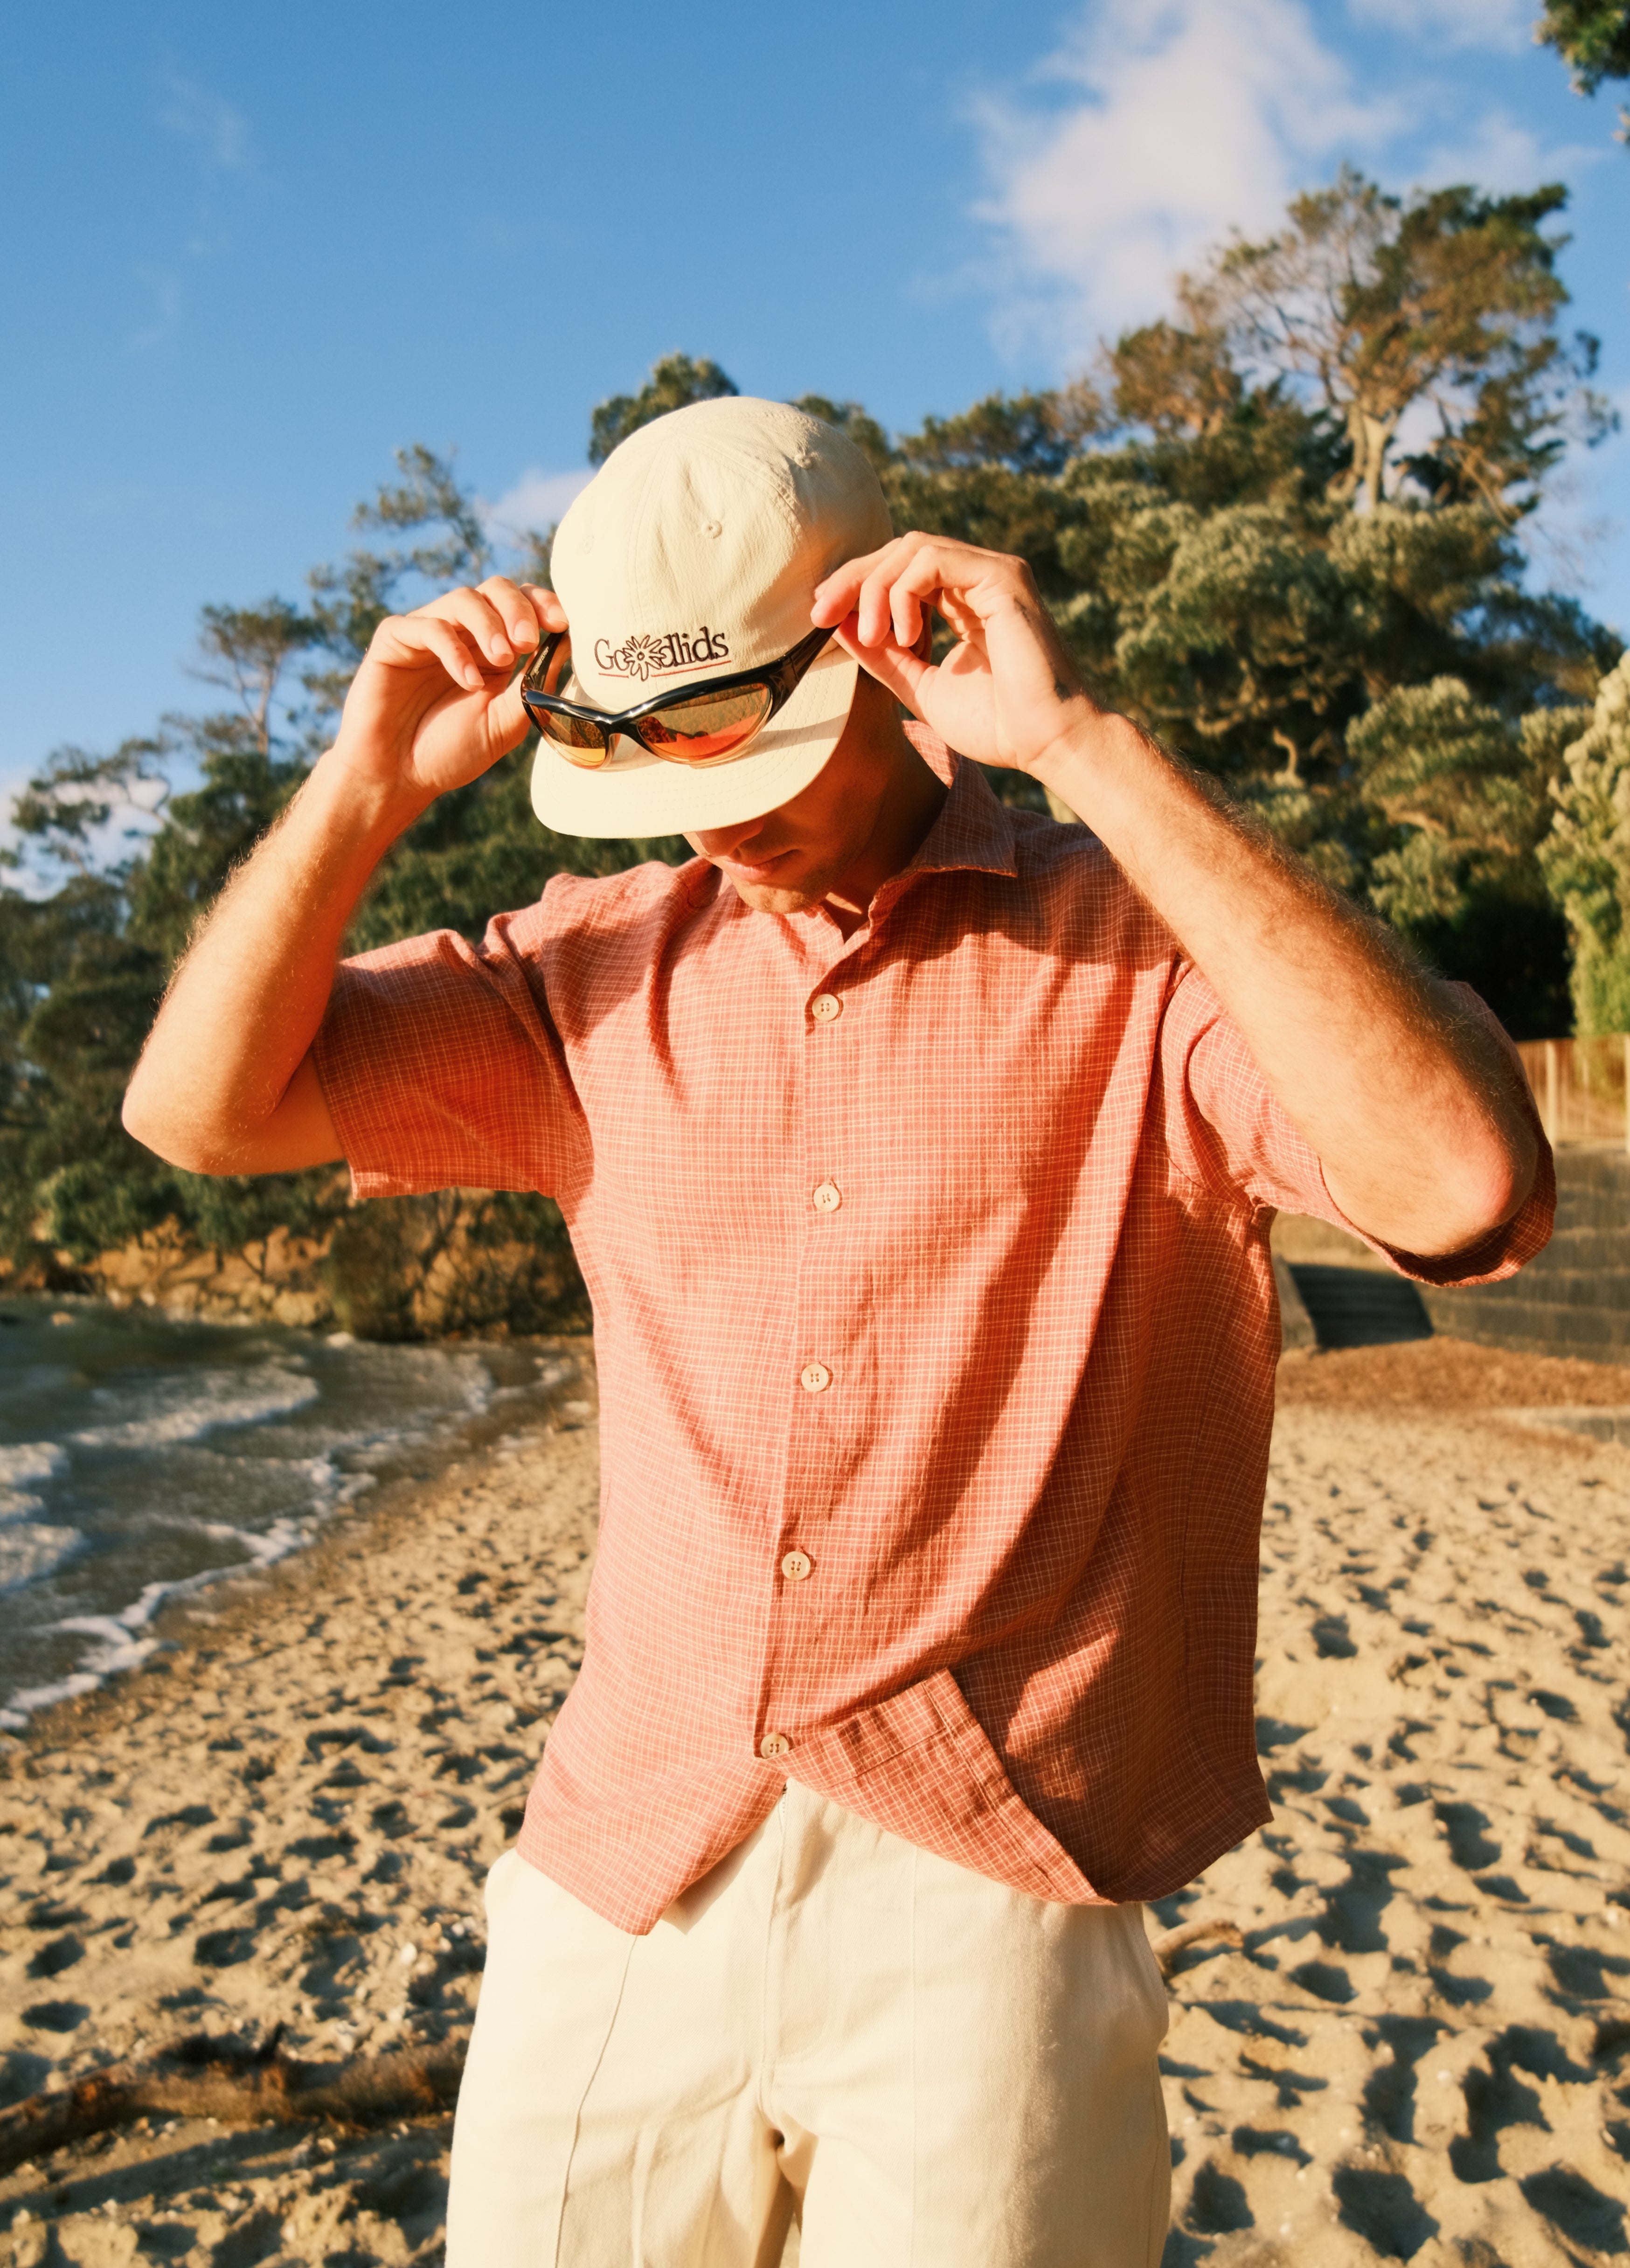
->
xmin=3 ymin=1923 xmax=1243 ymax=2170
xmin=1149 ymin=1916 xmax=1244 ymax=1972
xmin=0 ymin=2029 xmax=466 ymax=2175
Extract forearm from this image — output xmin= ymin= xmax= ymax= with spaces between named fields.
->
xmin=1030 ymin=710 xmax=1538 ymax=1256
xmin=124 ymin=753 xmax=426 ymax=1172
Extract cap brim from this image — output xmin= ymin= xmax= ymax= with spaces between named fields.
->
xmin=530 ymin=641 xmax=858 ymax=840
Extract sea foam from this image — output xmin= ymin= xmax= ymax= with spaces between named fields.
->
xmin=72 ymin=1362 xmax=320 ymax=1450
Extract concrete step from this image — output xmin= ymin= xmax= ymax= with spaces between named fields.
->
xmin=1274 ymin=1257 xmax=1316 ymax=1354
xmin=1420 ymin=1288 xmax=1630 ymax=1354
xmin=1554 ymin=1150 xmax=1630 ymax=1196
xmin=1551 ymin=1199 xmax=1630 ymax=1238
xmin=1287 ymin=1264 xmax=1431 ymax=1349
xmin=1462 ymin=1268 xmax=1630 ymax=1311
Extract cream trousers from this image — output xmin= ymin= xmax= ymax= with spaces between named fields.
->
xmin=446 ymin=1783 xmax=1171 ymax=2268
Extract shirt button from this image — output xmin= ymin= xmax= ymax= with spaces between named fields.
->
xmin=810 ymin=992 xmax=842 ymax=1022
xmin=800 ymin=1361 xmax=832 ymax=1394
xmin=781 ymin=1548 xmax=812 ymax=1582
xmin=812 ymin=1181 xmax=841 ymax=1213
xmin=760 ymin=1731 xmax=792 ymax=1759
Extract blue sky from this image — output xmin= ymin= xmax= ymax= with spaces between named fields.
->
xmin=4 ymin=0 xmax=1627 ymax=835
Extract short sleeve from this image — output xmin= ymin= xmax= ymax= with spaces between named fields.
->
xmin=1158 ymin=964 xmax=1554 ymax=1289
xmin=312 ymin=893 xmax=589 ymax=1204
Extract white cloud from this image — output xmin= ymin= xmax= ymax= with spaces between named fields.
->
xmin=970 ymin=0 xmax=1405 ymax=361
xmin=157 ymin=71 xmax=251 ymax=168
xmin=1411 ymin=106 xmax=1605 ymax=190
xmin=1345 ymin=0 xmax=1528 ymax=50
xmin=481 ymin=467 xmax=592 ymax=544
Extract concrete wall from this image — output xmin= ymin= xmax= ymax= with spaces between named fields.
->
xmin=1418 ymin=1147 xmax=1630 ymax=1366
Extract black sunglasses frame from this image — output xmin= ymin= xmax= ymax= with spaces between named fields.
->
xmin=520 ymin=622 xmax=837 ymax=766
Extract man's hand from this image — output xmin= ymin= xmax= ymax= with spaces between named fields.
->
xmin=812 ymin=534 xmax=1094 ymax=774
xmin=332 ymin=577 xmax=565 ymax=811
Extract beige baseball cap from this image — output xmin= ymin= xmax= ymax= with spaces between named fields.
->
xmin=530 ymin=396 xmax=893 ymax=839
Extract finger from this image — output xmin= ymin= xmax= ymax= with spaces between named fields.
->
xmin=480 ymin=676 xmax=534 ymax=759
xmin=415 ymin=584 xmax=518 ymax=669
xmin=853 ymin=546 xmax=945 ymax=653
xmin=375 ymin=612 xmax=490 ymax=692
xmin=522 ymin=583 xmax=568 ymax=635
xmin=885 ymin=554 xmax=954 ymax=652
xmin=830 ymin=613 xmax=931 ymax=712
xmin=810 ymin=534 xmax=923 ymax=627
xmin=478 ymin=575 xmax=547 ymax=651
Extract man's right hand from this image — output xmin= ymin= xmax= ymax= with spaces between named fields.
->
xmin=332 ymin=577 xmax=565 ymax=811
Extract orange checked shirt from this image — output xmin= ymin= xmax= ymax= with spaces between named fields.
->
xmin=313 ymin=731 xmax=1553 ymax=1934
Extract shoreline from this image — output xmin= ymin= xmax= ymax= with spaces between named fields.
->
xmin=0 ymin=1317 xmax=593 ymax=1744
xmin=2 ymin=1338 xmax=1628 ymax=2268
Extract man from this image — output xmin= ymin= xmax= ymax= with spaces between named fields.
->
xmin=125 ymin=398 xmax=1549 ymax=2267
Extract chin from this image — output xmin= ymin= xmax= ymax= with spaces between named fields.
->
xmin=728 ymin=876 xmax=824 ymax=916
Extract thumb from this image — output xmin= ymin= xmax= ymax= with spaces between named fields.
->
xmin=484 ymin=680 xmax=534 ymax=762
xmin=831 ymin=618 xmax=931 ymax=712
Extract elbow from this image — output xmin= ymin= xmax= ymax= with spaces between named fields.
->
xmin=1415 ymin=1119 xmax=1540 ymax=1259
xmin=122 ymin=1076 xmax=224 ymax=1175
xmin=120 ymin=1075 xmax=166 ymax=1158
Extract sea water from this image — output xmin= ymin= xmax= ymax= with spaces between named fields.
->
xmin=0 ymin=1296 xmax=582 ymax=1731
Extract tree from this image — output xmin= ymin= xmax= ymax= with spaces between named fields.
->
xmin=1348 ymin=680 xmax=1586 ymax=1033
xmin=1106 ymin=318 xmax=1242 ymax=440
xmin=587 ymin=353 xmax=738 ymax=466
xmin=304 ymin=444 xmax=495 ymax=720
xmin=787 ymin=395 xmax=896 ymax=476
xmin=1537 ymin=0 xmax=1630 ymax=148
xmin=853 ymin=227 xmax=1617 ymax=1031
xmin=897 ymin=384 xmax=1104 ymax=477
xmin=1196 ymin=168 xmax=1614 ymax=518
xmin=4 ymin=244 xmax=1621 ymax=1317
xmin=1539 ymin=654 xmax=1630 ymax=1032
xmin=191 ymin=599 xmax=318 ymax=755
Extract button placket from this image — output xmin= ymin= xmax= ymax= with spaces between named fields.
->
xmin=759 ymin=958 xmax=866 ymax=1756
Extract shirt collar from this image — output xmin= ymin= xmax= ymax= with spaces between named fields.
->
xmin=868 ymin=726 xmax=1020 ymax=919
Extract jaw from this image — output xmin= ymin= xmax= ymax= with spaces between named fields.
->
xmin=721 ymin=871 xmax=829 ymax=917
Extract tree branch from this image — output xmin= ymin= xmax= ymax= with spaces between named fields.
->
xmin=0 ymin=2031 xmax=466 ymax=2174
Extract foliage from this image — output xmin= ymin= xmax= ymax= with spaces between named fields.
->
xmin=1192 ymin=168 xmax=1615 ymax=517
xmin=324 ymin=1188 xmax=588 ymax=1340
xmin=1 ymin=450 xmax=686 ymax=1324
xmin=1539 ymin=655 xmax=1630 ymax=1033
xmin=588 ymin=353 xmax=738 ymax=466
xmin=4 ymin=160 xmax=1625 ymax=1326
xmin=1537 ymin=0 xmax=1630 ymax=144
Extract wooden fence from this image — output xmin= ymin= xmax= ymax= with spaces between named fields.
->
xmin=1516 ymin=1036 xmax=1630 ymax=1149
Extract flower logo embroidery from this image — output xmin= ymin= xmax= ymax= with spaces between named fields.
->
xmin=609 ymin=634 xmax=663 ymax=682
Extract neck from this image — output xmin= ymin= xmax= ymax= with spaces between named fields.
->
xmin=821 ymin=717 xmax=948 ymax=938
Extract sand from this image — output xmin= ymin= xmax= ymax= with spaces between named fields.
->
xmin=2 ymin=1339 xmax=1628 ymax=2267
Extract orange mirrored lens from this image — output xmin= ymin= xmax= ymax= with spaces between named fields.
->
xmin=544 ymin=720 xmax=611 ymax=766
xmin=540 ymin=701 xmax=611 ymax=763
xmin=638 ymin=685 xmax=774 ymax=766
xmin=536 ymin=644 xmax=611 ymax=763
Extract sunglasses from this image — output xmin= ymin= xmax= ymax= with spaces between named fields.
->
xmin=520 ymin=623 xmax=835 ymax=771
